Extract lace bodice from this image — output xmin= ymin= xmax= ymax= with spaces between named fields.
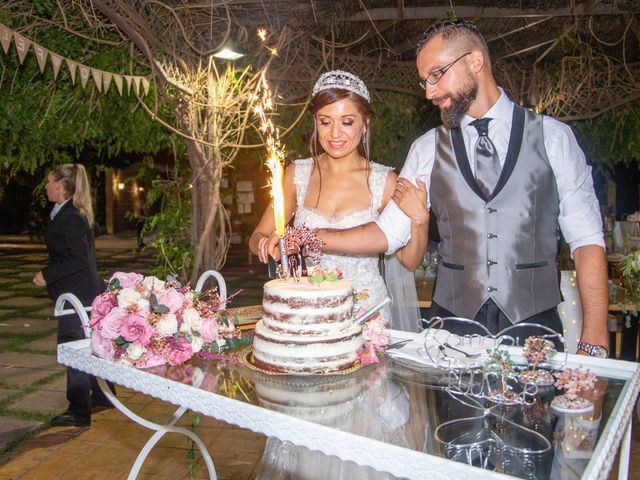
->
xmin=293 ymin=158 xmax=392 ymax=320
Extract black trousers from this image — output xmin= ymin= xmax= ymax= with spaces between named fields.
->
xmin=423 ymin=299 xmax=564 ymax=348
xmin=58 ymin=313 xmax=115 ymax=417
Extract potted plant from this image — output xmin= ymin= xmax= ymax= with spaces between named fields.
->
xmin=550 ymin=367 xmax=597 ymax=414
xmin=518 ymin=336 xmax=556 ymax=387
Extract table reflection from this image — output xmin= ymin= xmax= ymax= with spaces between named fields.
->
xmin=139 ymin=353 xmax=623 ymax=480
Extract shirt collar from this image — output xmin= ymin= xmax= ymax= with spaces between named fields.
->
xmin=460 ymin=87 xmax=514 ymax=129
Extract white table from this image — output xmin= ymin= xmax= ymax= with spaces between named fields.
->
xmin=58 ymin=331 xmax=640 ymax=480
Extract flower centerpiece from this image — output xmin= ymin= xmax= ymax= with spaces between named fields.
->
xmin=89 ymin=272 xmax=246 ymax=368
xmin=518 ymin=336 xmax=557 ymax=386
xmin=551 ymin=367 xmax=597 ymax=413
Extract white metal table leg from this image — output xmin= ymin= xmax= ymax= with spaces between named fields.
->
xmin=97 ymin=378 xmax=216 ymax=479
xmin=617 ymin=418 xmax=632 ymax=480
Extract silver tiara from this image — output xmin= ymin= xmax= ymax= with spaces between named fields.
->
xmin=312 ymin=70 xmax=370 ymax=103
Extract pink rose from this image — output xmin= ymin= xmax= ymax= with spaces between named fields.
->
xmin=100 ymin=306 xmax=126 ymax=339
xmin=200 ymin=317 xmax=220 ymax=343
xmin=120 ymin=313 xmax=154 ymax=345
xmin=90 ymin=293 xmax=117 ymax=328
xmin=136 ymin=351 xmax=166 ymax=369
xmin=166 ymin=338 xmax=193 ymax=365
xmin=91 ymin=332 xmax=115 ymax=360
xmin=157 ymin=288 xmax=185 ymax=314
xmin=110 ymin=271 xmax=144 ymax=288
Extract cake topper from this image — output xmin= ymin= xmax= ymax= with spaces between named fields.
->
xmin=281 ymin=225 xmax=324 ymax=280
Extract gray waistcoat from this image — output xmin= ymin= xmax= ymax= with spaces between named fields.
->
xmin=430 ymin=106 xmax=562 ymax=324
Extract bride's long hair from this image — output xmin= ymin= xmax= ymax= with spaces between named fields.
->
xmin=308 ymin=89 xmax=373 ymax=208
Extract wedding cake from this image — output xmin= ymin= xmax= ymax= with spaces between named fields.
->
xmin=252 ymin=276 xmax=363 ymax=373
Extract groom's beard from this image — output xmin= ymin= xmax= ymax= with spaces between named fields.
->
xmin=435 ymin=78 xmax=478 ymax=129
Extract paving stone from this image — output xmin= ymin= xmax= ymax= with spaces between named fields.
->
xmin=0 ymin=388 xmax=20 ymax=402
xmin=0 ymin=366 xmax=63 ymax=387
xmin=0 ymin=319 xmax=56 ymax=335
xmin=0 ymin=296 xmax=47 ymax=308
xmin=0 ymin=416 xmax=41 ymax=451
xmin=23 ymin=334 xmax=57 ymax=353
xmin=11 ymin=382 xmax=68 ymax=415
xmin=0 ymin=352 xmax=61 ymax=370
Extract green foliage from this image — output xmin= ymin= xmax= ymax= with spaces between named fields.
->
xmin=570 ymin=100 xmax=640 ymax=171
xmin=0 ymin=11 xmax=172 ymax=184
xmin=145 ymin=163 xmax=194 ymax=282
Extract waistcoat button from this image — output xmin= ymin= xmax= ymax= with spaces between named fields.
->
xmin=487 ymin=233 xmax=498 ymax=239
xmin=487 ymin=260 xmax=497 ymax=266
xmin=487 ymin=207 xmax=497 ymax=213
xmin=487 ymin=286 xmax=497 ymax=292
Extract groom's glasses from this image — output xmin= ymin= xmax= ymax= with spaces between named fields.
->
xmin=419 ymin=52 xmax=471 ymax=89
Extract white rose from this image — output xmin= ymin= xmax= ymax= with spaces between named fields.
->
xmin=155 ymin=313 xmax=178 ymax=336
xmin=182 ymin=308 xmax=202 ymax=331
xmin=191 ymin=335 xmax=203 ymax=354
xmin=118 ymin=288 xmax=141 ymax=309
xmin=126 ymin=343 xmax=147 ymax=360
xmin=142 ymin=276 xmax=166 ymax=296
xmin=136 ymin=298 xmax=150 ymax=314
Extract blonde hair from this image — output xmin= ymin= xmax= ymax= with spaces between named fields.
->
xmin=50 ymin=163 xmax=94 ymax=225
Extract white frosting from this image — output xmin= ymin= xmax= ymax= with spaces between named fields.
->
xmin=254 ymin=277 xmax=363 ymax=373
xmin=253 ymin=320 xmax=363 ymax=373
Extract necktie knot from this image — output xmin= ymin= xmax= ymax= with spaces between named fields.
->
xmin=470 ymin=117 xmax=492 ymax=136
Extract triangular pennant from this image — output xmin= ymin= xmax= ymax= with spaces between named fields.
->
xmin=66 ymin=59 xmax=77 ymax=84
xmin=0 ymin=23 xmax=12 ymax=54
xmin=50 ymin=53 xmax=63 ymax=80
xmin=102 ymin=71 xmax=112 ymax=93
xmin=113 ymin=74 xmax=123 ymax=96
xmin=141 ymin=77 xmax=150 ymax=96
xmin=34 ymin=45 xmax=48 ymax=73
xmin=13 ymin=32 xmax=31 ymax=64
xmin=79 ymin=65 xmax=91 ymax=89
xmin=91 ymin=68 xmax=103 ymax=92
xmin=125 ymin=75 xmax=133 ymax=94
xmin=132 ymin=76 xmax=141 ymax=95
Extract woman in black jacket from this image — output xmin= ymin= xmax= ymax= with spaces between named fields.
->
xmin=33 ymin=163 xmax=113 ymax=427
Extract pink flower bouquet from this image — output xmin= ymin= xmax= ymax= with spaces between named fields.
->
xmin=357 ymin=315 xmax=390 ymax=365
xmin=89 ymin=272 xmax=246 ymax=368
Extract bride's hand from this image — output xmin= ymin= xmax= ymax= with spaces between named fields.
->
xmin=392 ymin=178 xmax=429 ymax=225
xmin=258 ymin=232 xmax=281 ymax=263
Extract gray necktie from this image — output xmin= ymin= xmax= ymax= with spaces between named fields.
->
xmin=470 ymin=118 xmax=500 ymax=198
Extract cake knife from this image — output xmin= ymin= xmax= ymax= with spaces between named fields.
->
xmin=354 ymin=296 xmax=391 ymax=326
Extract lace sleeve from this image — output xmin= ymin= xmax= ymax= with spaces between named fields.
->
xmin=293 ymin=158 xmax=313 ymax=209
xmin=369 ymin=162 xmax=395 ymax=213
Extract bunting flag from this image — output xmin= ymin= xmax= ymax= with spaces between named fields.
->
xmin=79 ymin=65 xmax=91 ymax=89
xmin=34 ymin=45 xmax=48 ymax=73
xmin=65 ymin=58 xmax=77 ymax=84
xmin=91 ymin=68 xmax=102 ymax=92
xmin=0 ymin=22 xmax=148 ymax=97
xmin=13 ymin=32 xmax=31 ymax=64
xmin=50 ymin=53 xmax=63 ymax=79
xmin=0 ymin=24 xmax=12 ymax=54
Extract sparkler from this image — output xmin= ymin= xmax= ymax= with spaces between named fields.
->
xmin=254 ymin=31 xmax=288 ymax=274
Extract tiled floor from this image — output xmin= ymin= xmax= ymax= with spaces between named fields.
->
xmin=0 ymin=234 xmax=638 ymax=479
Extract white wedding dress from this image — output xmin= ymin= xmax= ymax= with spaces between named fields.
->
xmin=292 ymin=157 xmax=391 ymax=322
xmin=256 ymin=158 xmax=405 ymax=480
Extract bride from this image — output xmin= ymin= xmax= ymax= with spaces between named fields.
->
xmin=250 ymin=70 xmax=425 ymax=328
xmin=249 ymin=70 xmax=426 ymax=479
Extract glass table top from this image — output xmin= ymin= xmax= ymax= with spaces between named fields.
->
xmin=133 ymin=347 xmax=627 ymax=480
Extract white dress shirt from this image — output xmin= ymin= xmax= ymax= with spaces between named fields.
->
xmin=376 ymin=89 xmax=605 ymax=255
xmin=50 ymin=198 xmax=70 ymax=220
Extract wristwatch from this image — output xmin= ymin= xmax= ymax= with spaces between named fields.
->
xmin=577 ymin=341 xmax=609 ymax=358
